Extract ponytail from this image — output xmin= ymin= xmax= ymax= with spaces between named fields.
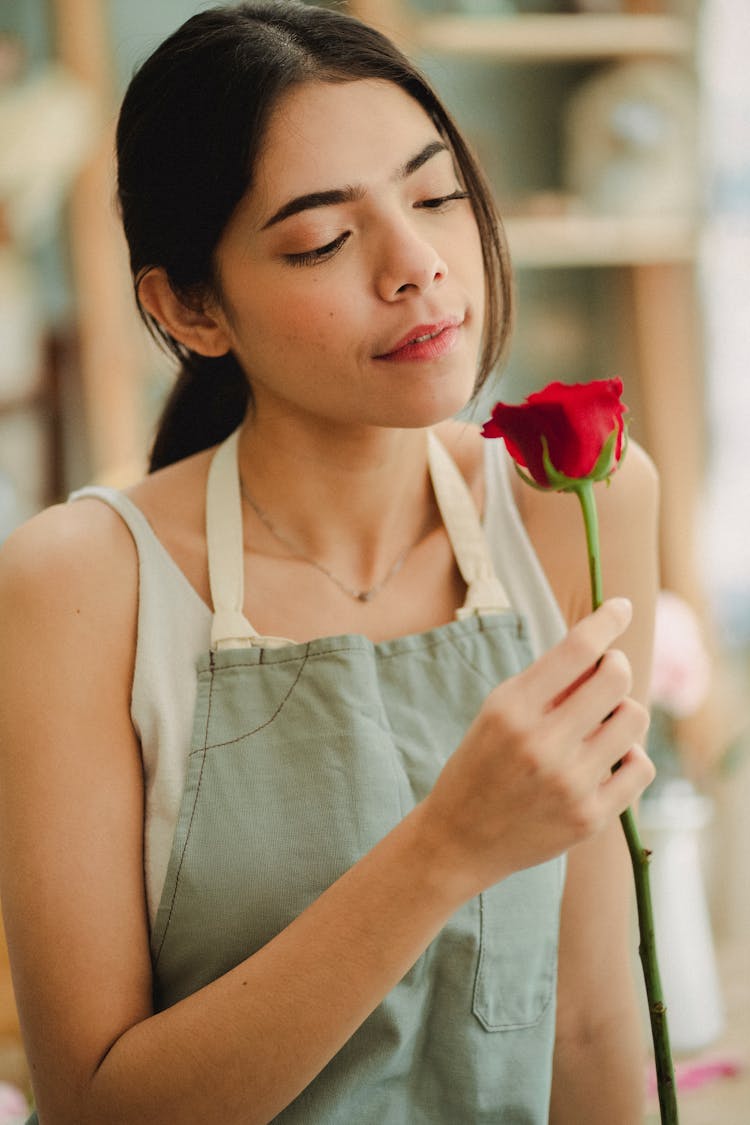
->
xmin=149 ymin=353 xmax=250 ymax=473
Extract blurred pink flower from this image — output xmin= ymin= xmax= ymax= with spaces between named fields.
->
xmin=650 ymin=591 xmax=710 ymax=718
xmin=0 ymin=1082 xmax=28 ymax=1123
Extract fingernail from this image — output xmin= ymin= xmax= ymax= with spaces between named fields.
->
xmin=610 ymin=597 xmax=633 ymax=622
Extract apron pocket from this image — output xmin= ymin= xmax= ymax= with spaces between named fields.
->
xmin=472 ymin=859 xmax=562 ymax=1032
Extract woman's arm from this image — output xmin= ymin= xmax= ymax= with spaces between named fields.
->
xmin=0 ymin=498 xmax=651 ymax=1125
xmin=522 ymin=440 xmax=660 ymax=1124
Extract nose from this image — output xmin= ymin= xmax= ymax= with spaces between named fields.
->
xmin=373 ymin=216 xmax=447 ymax=301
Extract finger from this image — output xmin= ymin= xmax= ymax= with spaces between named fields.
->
xmin=547 ymin=648 xmax=633 ymax=745
xmin=581 ymin=697 xmax=650 ymax=780
xmin=518 ymin=598 xmax=633 ymax=708
xmin=598 ymin=745 xmax=655 ymax=816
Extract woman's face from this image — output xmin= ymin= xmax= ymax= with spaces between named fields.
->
xmin=211 ymin=78 xmax=487 ymax=433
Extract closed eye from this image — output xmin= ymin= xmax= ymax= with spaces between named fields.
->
xmin=417 ymin=190 xmax=470 ymax=210
xmin=282 ymin=189 xmax=468 ymax=267
xmin=284 ymin=232 xmax=350 ymax=268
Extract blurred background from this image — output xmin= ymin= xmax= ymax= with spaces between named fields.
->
xmin=0 ymin=0 xmax=748 ymax=1120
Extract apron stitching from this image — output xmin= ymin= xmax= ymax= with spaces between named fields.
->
xmin=200 ymin=619 xmax=517 ymax=673
xmin=441 ymin=634 xmax=504 ymax=690
xmin=190 ymin=649 xmax=310 ymax=755
xmin=153 ymin=658 xmax=217 ymax=966
xmin=199 ymin=644 xmax=359 ymax=671
xmin=472 ymin=891 xmax=488 ymax=1016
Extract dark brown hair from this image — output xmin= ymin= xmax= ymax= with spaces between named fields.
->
xmin=116 ymin=0 xmax=512 ymax=470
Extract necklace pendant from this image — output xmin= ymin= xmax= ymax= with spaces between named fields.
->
xmin=239 ymin=475 xmax=419 ymax=606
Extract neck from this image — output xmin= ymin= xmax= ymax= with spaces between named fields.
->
xmin=236 ymin=415 xmax=438 ymax=588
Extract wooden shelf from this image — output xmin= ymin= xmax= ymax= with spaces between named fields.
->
xmin=502 ymin=213 xmax=698 ymax=268
xmin=414 ymin=14 xmax=693 ymax=62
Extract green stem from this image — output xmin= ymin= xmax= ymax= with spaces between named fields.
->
xmin=573 ymin=481 xmax=679 ymax=1125
xmin=576 ymin=480 xmax=604 ymax=612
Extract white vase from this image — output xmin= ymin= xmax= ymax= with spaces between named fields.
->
xmin=639 ymin=780 xmax=725 ymax=1054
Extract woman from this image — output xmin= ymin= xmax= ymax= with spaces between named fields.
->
xmin=0 ymin=3 xmax=658 ymax=1122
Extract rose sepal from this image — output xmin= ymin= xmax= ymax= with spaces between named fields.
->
xmin=586 ymin=423 xmax=629 ymax=483
xmin=512 ymin=426 xmax=626 ymax=494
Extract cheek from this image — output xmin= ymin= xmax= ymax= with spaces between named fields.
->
xmin=284 ymin=300 xmax=344 ymax=355
xmin=280 ymin=284 xmax=364 ymax=356
xmin=236 ymin=282 xmax=357 ymax=379
xmin=248 ymin=278 xmax=335 ymax=342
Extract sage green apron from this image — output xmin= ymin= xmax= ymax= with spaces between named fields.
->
xmin=151 ymin=429 xmax=566 ymax=1123
xmin=29 ymin=431 xmax=566 ymax=1125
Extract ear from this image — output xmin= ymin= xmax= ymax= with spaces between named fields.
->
xmin=137 ymin=267 xmax=232 ymax=357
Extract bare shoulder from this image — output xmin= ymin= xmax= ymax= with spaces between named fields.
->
xmin=521 ymin=435 xmax=657 ymax=516
xmin=519 ymin=438 xmax=658 ymax=550
xmin=0 ymin=441 xmax=214 ymax=619
xmin=430 ymin=422 xmax=658 ymax=603
xmin=0 ymin=496 xmax=137 ymax=591
xmin=0 ymin=496 xmax=139 ymax=646
xmin=591 ymin=438 xmax=659 ymax=527
xmin=517 ymin=439 xmax=659 ymax=625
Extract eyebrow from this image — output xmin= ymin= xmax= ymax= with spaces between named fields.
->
xmin=261 ymin=140 xmax=449 ymax=230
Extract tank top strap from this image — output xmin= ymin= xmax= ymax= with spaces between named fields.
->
xmin=207 ymin=428 xmax=511 ymax=651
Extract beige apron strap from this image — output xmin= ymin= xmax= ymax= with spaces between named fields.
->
xmin=207 ymin=427 xmax=511 ymax=648
xmin=206 ymin=430 xmax=294 ymax=651
xmin=427 ymin=431 xmax=511 ymax=619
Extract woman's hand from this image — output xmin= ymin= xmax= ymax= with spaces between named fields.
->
xmin=420 ymin=597 xmax=654 ymax=900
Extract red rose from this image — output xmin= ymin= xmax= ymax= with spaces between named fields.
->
xmin=481 ymin=378 xmax=628 ymax=490
xmin=482 ymin=375 xmax=678 ymax=1121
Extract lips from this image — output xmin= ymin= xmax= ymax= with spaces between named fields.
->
xmin=375 ymin=317 xmax=463 ymax=361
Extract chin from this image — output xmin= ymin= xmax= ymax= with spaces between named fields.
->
xmin=419 ymin=377 xmax=480 ymax=425
xmin=380 ymin=392 xmax=476 ymax=431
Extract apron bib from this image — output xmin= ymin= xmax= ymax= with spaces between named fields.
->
xmin=148 ymin=430 xmax=565 ymax=1124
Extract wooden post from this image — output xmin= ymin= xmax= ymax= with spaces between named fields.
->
xmin=52 ymin=0 xmax=145 ymax=481
xmin=632 ymin=262 xmax=737 ymax=773
xmin=631 ymin=263 xmax=705 ymax=603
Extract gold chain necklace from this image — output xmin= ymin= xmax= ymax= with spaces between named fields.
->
xmin=239 ymin=478 xmax=423 ymax=603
